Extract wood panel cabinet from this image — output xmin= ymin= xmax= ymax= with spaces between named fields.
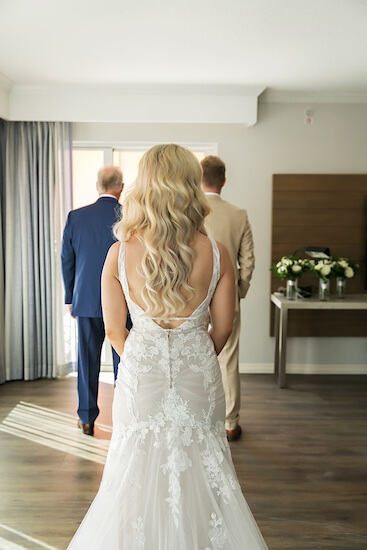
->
xmin=271 ymin=174 xmax=367 ymax=336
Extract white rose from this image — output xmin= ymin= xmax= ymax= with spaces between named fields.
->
xmin=321 ymin=265 xmax=331 ymax=276
xmin=284 ymin=258 xmax=292 ymax=266
xmin=339 ymin=260 xmax=348 ymax=268
xmin=279 ymin=265 xmax=287 ymax=273
xmin=292 ymin=265 xmax=302 ymax=273
xmin=345 ymin=267 xmax=354 ymax=278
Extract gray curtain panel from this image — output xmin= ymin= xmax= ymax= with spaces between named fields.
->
xmin=2 ymin=121 xmax=72 ymax=382
xmin=0 ymin=120 xmax=6 ymax=384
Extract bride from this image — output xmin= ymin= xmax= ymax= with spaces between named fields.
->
xmin=67 ymin=144 xmax=268 ymax=549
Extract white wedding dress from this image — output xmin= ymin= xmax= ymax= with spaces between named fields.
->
xmin=67 ymin=238 xmax=268 ymax=549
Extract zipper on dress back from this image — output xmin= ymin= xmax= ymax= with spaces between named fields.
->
xmin=166 ymin=331 xmax=172 ymax=389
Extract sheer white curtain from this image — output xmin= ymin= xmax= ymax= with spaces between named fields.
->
xmin=2 ymin=121 xmax=72 ymax=381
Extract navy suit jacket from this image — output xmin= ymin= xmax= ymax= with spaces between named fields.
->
xmin=61 ymin=197 xmax=121 ymax=317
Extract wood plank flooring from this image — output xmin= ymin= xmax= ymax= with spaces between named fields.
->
xmin=0 ymin=374 xmax=366 ymax=549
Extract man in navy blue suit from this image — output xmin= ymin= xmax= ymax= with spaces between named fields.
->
xmin=61 ymin=165 xmax=126 ymax=436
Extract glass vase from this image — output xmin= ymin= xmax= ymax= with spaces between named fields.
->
xmin=286 ymin=279 xmax=297 ymax=300
xmin=336 ymin=277 xmax=346 ymax=299
xmin=319 ymin=279 xmax=330 ymax=301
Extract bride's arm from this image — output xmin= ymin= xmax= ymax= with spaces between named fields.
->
xmin=209 ymin=242 xmax=235 ymax=355
xmin=102 ymin=242 xmax=129 ymax=356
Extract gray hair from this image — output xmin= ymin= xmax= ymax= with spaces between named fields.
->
xmin=97 ymin=166 xmax=123 ymax=192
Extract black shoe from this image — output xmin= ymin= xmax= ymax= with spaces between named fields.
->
xmin=77 ymin=420 xmax=94 ymax=436
xmin=226 ymin=425 xmax=242 ymax=442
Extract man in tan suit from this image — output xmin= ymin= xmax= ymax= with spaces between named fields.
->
xmin=201 ymin=156 xmax=255 ymax=442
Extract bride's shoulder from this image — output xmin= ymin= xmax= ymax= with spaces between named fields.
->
xmin=199 ymin=234 xmax=227 ymax=257
xmin=104 ymin=242 xmax=121 ymax=277
xmin=193 ymin=233 xmax=227 ymax=260
xmin=214 ymin=240 xmax=228 ymax=256
xmin=108 ymin=241 xmax=121 ymax=258
xmin=125 ymin=234 xmax=144 ymax=255
xmin=193 ymin=232 xmax=211 ymax=248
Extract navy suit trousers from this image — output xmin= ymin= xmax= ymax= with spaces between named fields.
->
xmin=77 ymin=317 xmax=120 ymax=424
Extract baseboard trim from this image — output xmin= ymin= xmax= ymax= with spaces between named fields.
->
xmin=239 ymin=363 xmax=367 ymax=375
xmin=58 ymin=363 xmax=367 ymax=376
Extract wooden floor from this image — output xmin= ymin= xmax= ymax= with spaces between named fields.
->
xmin=0 ymin=373 xmax=366 ymax=550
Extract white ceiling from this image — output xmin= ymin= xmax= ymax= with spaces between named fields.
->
xmin=1 ymin=0 xmax=367 ymax=92
xmin=0 ymin=0 xmax=367 ymax=122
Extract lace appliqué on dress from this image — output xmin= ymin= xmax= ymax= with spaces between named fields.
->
xmin=205 ymin=513 xmax=228 ymax=550
xmin=132 ymin=516 xmax=145 ymax=549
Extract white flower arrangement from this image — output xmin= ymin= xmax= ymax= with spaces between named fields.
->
xmin=310 ymin=257 xmax=359 ymax=281
xmin=271 ymin=256 xmax=310 ymax=281
xmin=332 ymin=257 xmax=359 ymax=279
xmin=310 ymin=258 xmax=335 ymax=282
xmin=310 ymin=257 xmax=359 ymax=282
xmin=271 ymin=255 xmax=359 ymax=286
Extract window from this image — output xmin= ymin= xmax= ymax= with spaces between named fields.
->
xmin=72 ymin=149 xmax=104 ymax=209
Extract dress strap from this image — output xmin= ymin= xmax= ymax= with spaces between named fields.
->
xmin=207 ymin=237 xmax=221 ymax=296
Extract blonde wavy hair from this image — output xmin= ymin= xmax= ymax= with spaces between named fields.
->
xmin=114 ymin=144 xmax=211 ymax=320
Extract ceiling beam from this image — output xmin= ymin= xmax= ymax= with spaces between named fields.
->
xmin=7 ymin=84 xmax=265 ymax=125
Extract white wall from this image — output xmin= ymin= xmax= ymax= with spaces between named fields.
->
xmin=73 ymin=101 xmax=367 ymax=374
xmin=0 ymin=73 xmax=13 ymax=119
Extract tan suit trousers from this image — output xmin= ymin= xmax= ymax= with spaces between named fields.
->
xmin=204 ymin=193 xmax=254 ymax=430
xmin=218 ymin=309 xmax=241 ymax=431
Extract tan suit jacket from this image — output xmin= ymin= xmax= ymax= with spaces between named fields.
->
xmin=204 ymin=194 xmax=255 ymax=309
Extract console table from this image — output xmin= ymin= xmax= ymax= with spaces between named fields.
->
xmin=271 ymin=293 xmax=367 ymax=388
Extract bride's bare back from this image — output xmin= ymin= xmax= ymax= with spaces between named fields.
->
xmin=125 ymin=232 xmax=215 ymax=329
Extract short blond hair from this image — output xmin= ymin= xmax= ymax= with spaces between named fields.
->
xmin=201 ymin=156 xmax=226 ymax=191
